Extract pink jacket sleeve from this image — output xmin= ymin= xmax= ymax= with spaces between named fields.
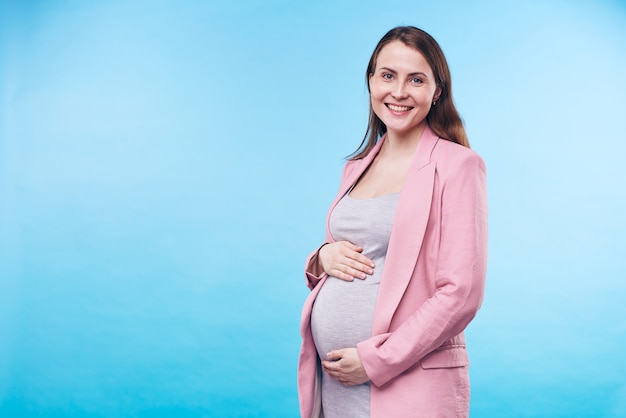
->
xmin=304 ymin=244 xmax=329 ymax=290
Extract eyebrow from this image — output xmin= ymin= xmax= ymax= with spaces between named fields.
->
xmin=378 ymin=67 xmax=429 ymax=78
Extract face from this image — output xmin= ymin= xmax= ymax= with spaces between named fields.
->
xmin=369 ymin=40 xmax=441 ymax=140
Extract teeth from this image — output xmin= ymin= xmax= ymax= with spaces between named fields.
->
xmin=388 ymin=104 xmax=412 ymax=112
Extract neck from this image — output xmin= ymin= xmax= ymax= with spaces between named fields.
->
xmin=383 ymin=124 xmax=426 ymax=157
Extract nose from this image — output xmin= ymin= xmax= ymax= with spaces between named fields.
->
xmin=391 ymin=82 xmax=407 ymax=99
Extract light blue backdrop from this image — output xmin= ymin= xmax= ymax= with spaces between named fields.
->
xmin=1 ymin=0 xmax=625 ymax=417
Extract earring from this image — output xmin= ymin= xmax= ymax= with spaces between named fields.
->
xmin=432 ymin=101 xmax=437 ymax=106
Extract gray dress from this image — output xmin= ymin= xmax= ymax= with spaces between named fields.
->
xmin=310 ymin=192 xmax=400 ymax=418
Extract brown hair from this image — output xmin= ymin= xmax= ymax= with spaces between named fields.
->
xmin=350 ymin=26 xmax=469 ymax=160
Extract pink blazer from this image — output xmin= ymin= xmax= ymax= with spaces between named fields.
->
xmin=298 ymin=126 xmax=488 ymax=418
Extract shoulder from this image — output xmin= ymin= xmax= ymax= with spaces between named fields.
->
xmin=341 ymin=146 xmax=377 ymax=181
xmin=341 ymin=158 xmax=359 ymax=181
xmin=431 ymin=138 xmax=486 ymax=175
xmin=342 ymin=136 xmax=385 ymax=180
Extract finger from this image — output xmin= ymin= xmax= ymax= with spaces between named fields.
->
xmin=345 ymin=267 xmax=367 ymax=280
xmin=344 ymin=258 xmax=374 ymax=275
xmin=321 ymin=361 xmax=340 ymax=375
xmin=329 ymin=269 xmax=355 ymax=282
xmin=326 ymin=350 xmax=343 ymax=361
xmin=334 ymin=265 xmax=367 ymax=280
xmin=322 ymin=360 xmax=339 ymax=370
xmin=339 ymin=246 xmax=374 ymax=269
xmin=333 ymin=261 xmax=372 ymax=280
xmin=346 ymin=252 xmax=375 ymax=269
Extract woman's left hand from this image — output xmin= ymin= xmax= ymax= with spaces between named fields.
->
xmin=322 ymin=348 xmax=369 ymax=386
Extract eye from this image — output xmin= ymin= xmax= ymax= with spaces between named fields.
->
xmin=410 ymin=77 xmax=423 ymax=84
xmin=382 ymin=73 xmax=393 ymax=80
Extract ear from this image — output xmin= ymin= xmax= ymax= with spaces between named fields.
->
xmin=433 ymin=85 xmax=442 ymax=102
xmin=368 ymin=73 xmax=373 ymax=91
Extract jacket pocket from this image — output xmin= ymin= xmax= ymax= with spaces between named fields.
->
xmin=420 ymin=345 xmax=469 ymax=369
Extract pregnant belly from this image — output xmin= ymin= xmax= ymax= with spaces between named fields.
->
xmin=310 ymin=277 xmax=379 ymax=357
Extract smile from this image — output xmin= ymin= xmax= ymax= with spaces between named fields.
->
xmin=386 ymin=104 xmax=413 ymax=112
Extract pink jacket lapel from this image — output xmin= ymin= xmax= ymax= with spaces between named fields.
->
xmin=324 ymin=127 xmax=441 ymax=334
xmin=371 ymin=127 xmax=440 ymax=334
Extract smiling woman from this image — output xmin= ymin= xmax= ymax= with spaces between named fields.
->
xmin=351 ymin=26 xmax=469 ymax=163
xmin=298 ymin=26 xmax=488 ymax=418
xmin=368 ymin=41 xmax=441 ymax=144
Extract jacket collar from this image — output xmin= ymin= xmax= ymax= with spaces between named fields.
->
xmin=373 ymin=127 xmax=439 ymax=333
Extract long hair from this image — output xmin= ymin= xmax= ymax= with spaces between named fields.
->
xmin=350 ymin=26 xmax=469 ymax=160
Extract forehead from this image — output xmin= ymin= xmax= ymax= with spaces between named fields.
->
xmin=375 ymin=40 xmax=433 ymax=74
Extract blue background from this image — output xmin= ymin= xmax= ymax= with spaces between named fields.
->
xmin=1 ymin=0 xmax=625 ymax=416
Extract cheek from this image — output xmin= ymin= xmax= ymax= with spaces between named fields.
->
xmin=370 ymin=95 xmax=386 ymax=118
xmin=369 ymin=81 xmax=387 ymax=100
xmin=369 ymin=86 xmax=387 ymax=107
xmin=427 ymin=86 xmax=440 ymax=102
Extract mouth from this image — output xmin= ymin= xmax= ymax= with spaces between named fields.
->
xmin=386 ymin=104 xmax=413 ymax=112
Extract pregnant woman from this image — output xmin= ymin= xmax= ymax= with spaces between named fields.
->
xmin=298 ymin=26 xmax=488 ymax=418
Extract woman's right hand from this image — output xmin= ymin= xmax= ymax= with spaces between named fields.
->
xmin=318 ymin=241 xmax=375 ymax=281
